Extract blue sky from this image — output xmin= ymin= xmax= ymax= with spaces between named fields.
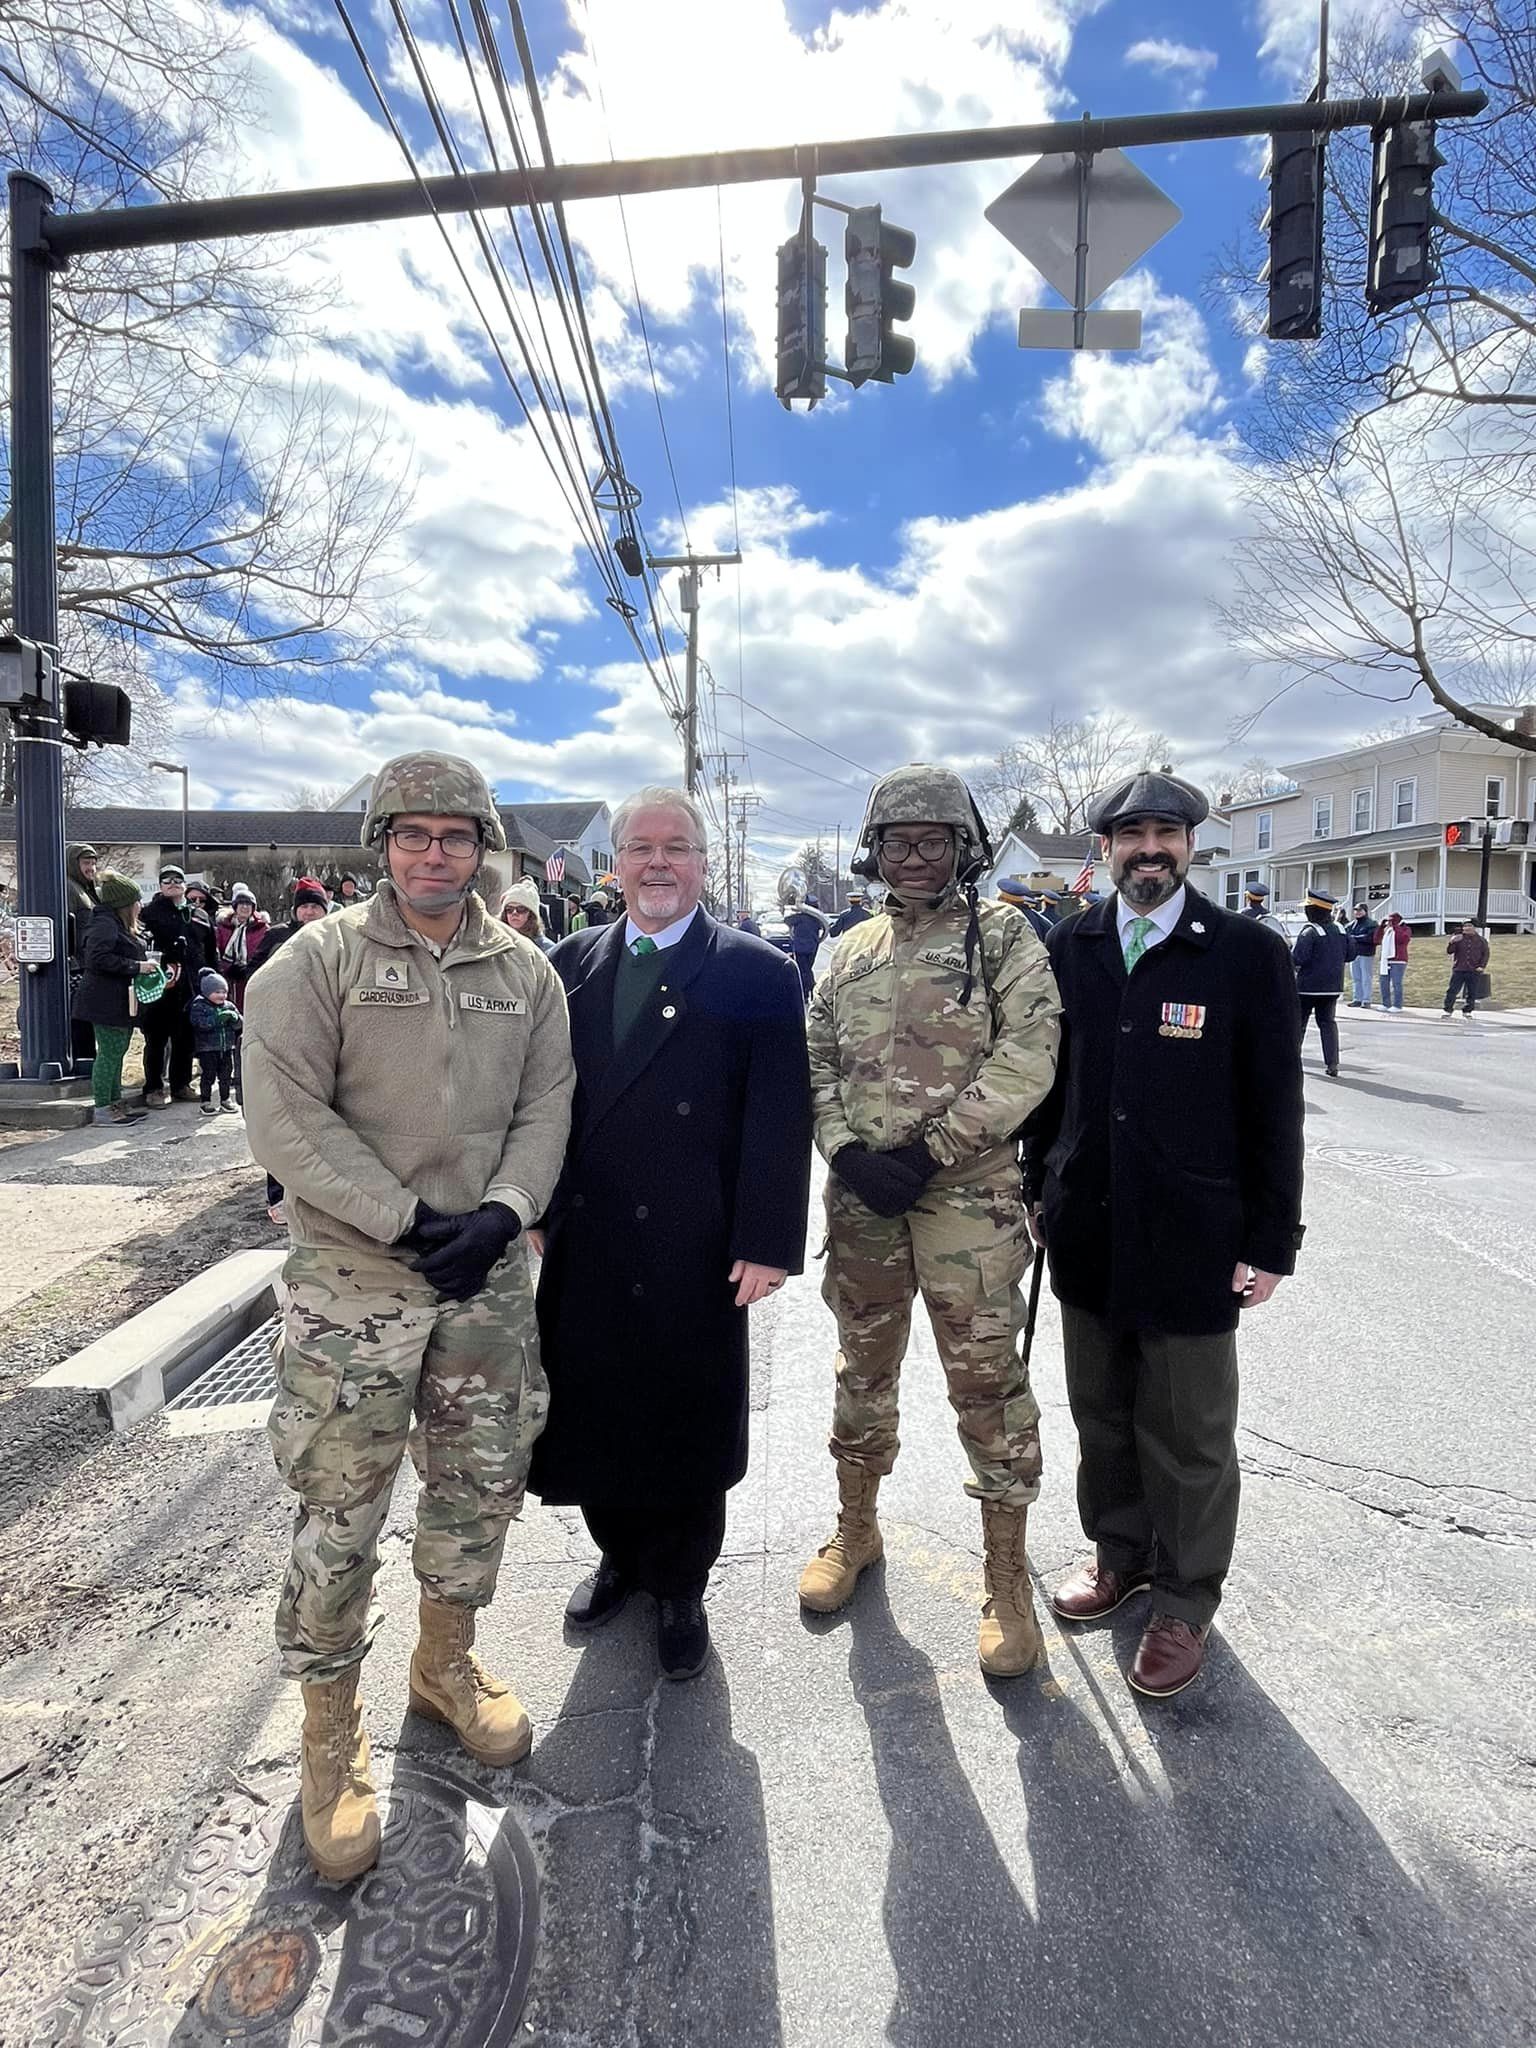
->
xmin=161 ymin=0 xmax=1394 ymax=885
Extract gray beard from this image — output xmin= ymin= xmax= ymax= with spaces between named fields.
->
xmin=1119 ymin=869 xmax=1181 ymax=910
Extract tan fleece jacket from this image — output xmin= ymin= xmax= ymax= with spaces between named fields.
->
xmin=242 ymin=885 xmax=574 ymax=1254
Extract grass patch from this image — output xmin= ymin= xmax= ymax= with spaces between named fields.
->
xmin=1402 ymin=932 xmax=1536 ymax=1009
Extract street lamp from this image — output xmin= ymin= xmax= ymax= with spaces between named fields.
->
xmin=150 ymin=759 xmax=189 ymax=873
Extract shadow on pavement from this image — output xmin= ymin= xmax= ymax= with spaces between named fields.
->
xmin=848 ymin=1579 xmax=1519 ymax=2048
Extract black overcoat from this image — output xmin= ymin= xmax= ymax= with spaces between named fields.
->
xmin=72 ymin=906 xmax=146 ymax=1030
xmin=530 ymin=910 xmax=812 ymax=1505
xmin=1022 ymin=891 xmax=1304 ymax=1336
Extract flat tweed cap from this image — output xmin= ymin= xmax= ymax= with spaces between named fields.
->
xmin=1087 ymin=771 xmax=1210 ymax=835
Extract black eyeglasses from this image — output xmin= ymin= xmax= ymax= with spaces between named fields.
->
xmin=386 ymin=827 xmax=481 ymax=858
xmin=880 ymin=832 xmax=952 ymax=863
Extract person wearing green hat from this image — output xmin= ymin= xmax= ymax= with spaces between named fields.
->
xmin=72 ymin=873 xmax=150 ymax=1124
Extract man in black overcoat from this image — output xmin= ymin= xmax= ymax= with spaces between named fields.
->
xmin=530 ymin=786 xmax=812 ymax=1680
xmin=1022 ymin=772 xmax=1304 ymax=1699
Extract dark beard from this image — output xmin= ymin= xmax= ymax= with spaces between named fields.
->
xmin=1119 ymin=866 xmax=1180 ymax=910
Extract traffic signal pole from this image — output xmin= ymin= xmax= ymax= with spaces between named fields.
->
xmin=7 ymin=85 xmax=1486 ymax=1078
xmin=8 ymin=171 xmax=70 ymax=1084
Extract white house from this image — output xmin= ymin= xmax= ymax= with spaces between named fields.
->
xmin=1214 ymin=707 xmax=1536 ymax=932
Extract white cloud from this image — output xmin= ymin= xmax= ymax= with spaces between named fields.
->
xmin=1038 ymin=282 xmax=1225 ymax=463
xmin=1125 ymin=38 xmax=1218 ymax=78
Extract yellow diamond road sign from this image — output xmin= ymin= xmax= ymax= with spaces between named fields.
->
xmin=985 ymin=147 xmax=1181 ymax=306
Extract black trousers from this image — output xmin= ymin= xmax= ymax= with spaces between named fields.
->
xmin=1061 ymin=1303 xmax=1240 ymax=1629
xmin=199 ymin=1049 xmax=235 ymax=1102
xmin=1444 ymin=970 xmax=1479 ymax=1014
xmin=1297 ymin=993 xmax=1340 ymax=1069
xmin=581 ymin=1493 xmax=727 ymax=1601
xmin=140 ymin=998 xmax=194 ymax=1094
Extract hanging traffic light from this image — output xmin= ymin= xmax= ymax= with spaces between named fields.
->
xmin=1262 ymin=127 xmax=1325 ymax=340
xmin=1366 ymin=120 xmax=1443 ymax=312
xmin=775 ymin=229 xmax=826 ymax=409
xmin=844 ymin=204 xmax=917 ymax=385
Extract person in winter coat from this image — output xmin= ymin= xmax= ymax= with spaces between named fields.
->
xmin=1344 ymin=904 xmax=1377 ymax=1006
xmin=65 ymin=842 xmax=101 ymax=1067
xmin=1293 ymin=889 xmax=1353 ymax=1077
xmin=785 ymin=896 xmax=829 ymax=1005
xmin=215 ymin=884 xmax=272 ymax=1011
xmin=333 ymin=872 xmax=368 ymax=911
xmin=1441 ymin=921 xmax=1491 ymax=1018
xmin=498 ymin=877 xmax=555 ymax=953
xmin=138 ymin=865 xmax=201 ymax=1106
xmin=190 ymin=969 xmax=244 ymax=1112
xmin=72 ymin=874 xmax=150 ymax=1126
xmin=829 ymin=891 xmax=872 ymax=938
xmin=1023 ymin=773 xmax=1305 ymax=1701
xmin=1379 ymin=912 xmax=1411 ymax=1009
xmin=532 ymin=786 xmax=810 ymax=1683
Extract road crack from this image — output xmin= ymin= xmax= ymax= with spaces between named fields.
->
xmin=1239 ymin=1427 xmax=1536 ymax=1549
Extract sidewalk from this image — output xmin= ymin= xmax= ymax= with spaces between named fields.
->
xmin=1347 ymin=1002 xmax=1536 ymax=1029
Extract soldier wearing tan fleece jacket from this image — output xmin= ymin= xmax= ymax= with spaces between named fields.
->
xmin=242 ymin=750 xmax=575 ymax=1884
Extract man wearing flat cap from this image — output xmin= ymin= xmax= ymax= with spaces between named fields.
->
xmin=1021 ymin=771 xmax=1304 ymax=1698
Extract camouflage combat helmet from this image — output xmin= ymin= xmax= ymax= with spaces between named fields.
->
xmin=360 ymin=752 xmax=506 ymax=853
xmin=852 ymin=763 xmax=993 ymax=883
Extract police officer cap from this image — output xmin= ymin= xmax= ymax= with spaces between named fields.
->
xmin=1086 ymin=772 xmax=1210 ymax=836
xmin=1304 ymin=888 xmax=1339 ymax=911
xmin=995 ymin=875 xmax=1032 ymax=903
xmin=1246 ymin=882 xmax=1271 ymax=899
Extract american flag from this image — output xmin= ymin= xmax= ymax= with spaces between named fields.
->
xmin=1068 ymin=841 xmax=1096 ymax=896
xmin=544 ymin=849 xmax=565 ymax=884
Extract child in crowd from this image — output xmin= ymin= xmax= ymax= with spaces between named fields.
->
xmin=189 ymin=970 xmax=244 ymax=1114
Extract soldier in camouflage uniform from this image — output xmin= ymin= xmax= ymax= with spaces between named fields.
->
xmin=800 ymin=765 xmax=1061 ymax=1675
xmin=243 ymin=752 xmax=574 ymax=1881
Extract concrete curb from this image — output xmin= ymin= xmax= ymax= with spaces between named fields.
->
xmin=30 ymin=1247 xmax=286 ymax=1430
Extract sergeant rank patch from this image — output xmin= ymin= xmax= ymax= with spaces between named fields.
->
xmin=1159 ymin=1001 xmax=1205 ymax=1040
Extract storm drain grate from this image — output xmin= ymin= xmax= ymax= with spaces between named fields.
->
xmin=1311 ymin=1145 xmax=1457 ymax=1179
xmin=165 ymin=1312 xmax=281 ymax=1411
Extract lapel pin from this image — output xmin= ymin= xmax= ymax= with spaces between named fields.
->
xmin=661 ymin=1004 xmax=676 ymax=1019
xmin=1191 ymin=921 xmax=1205 ymax=933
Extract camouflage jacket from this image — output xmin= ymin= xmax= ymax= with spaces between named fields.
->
xmin=806 ymin=889 xmax=1060 ymax=1185
xmin=243 ymin=885 xmax=574 ymax=1254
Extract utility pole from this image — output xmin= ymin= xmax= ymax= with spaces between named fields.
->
xmin=647 ymin=550 xmax=742 ymax=794
xmin=709 ymin=751 xmax=749 ymax=915
xmin=732 ymin=788 xmax=764 ymax=918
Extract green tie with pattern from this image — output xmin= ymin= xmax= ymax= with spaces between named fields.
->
xmin=1123 ymin=915 xmax=1154 ymax=971
xmin=630 ymin=935 xmax=658 ymax=957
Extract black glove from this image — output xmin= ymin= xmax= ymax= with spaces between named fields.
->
xmin=884 ymin=1137 xmax=940 ymax=1190
xmin=410 ymin=1202 xmax=522 ymax=1302
xmin=833 ymin=1143 xmax=929 ymax=1219
xmin=397 ymin=1200 xmax=466 ymax=1252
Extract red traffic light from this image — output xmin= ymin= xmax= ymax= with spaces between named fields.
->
xmin=1444 ymin=821 xmax=1467 ymax=846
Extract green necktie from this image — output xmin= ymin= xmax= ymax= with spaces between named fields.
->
xmin=1123 ymin=915 xmax=1154 ymax=971
xmin=630 ymin=935 xmax=658 ymax=957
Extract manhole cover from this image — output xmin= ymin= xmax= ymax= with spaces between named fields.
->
xmin=1311 ymin=1144 xmax=1456 ymax=1178
xmin=33 ymin=1763 xmax=538 ymax=2046
xmin=166 ymin=1313 xmax=281 ymax=1411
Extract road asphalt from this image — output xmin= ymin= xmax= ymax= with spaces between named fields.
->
xmin=3 ymin=1000 xmax=1533 ymax=2045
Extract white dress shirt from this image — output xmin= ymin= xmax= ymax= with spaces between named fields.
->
xmin=623 ymin=904 xmax=700 ymax=952
xmin=1115 ymin=884 xmax=1187 ymax=960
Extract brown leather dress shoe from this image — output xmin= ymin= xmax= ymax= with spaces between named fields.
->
xmin=1051 ymin=1559 xmax=1152 ymax=1622
xmin=1128 ymin=1613 xmax=1209 ymax=1697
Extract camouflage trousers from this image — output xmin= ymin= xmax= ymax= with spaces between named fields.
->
xmin=269 ymin=1242 xmax=548 ymax=1684
xmin=821 ymin=1170 xmax=1042 ymax=1507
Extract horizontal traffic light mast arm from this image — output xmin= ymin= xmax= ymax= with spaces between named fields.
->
xmin=39 ymin=88 xmax=1486 ymax=260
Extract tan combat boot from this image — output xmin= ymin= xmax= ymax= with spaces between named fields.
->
xmin=299 ymin=1667 xmax=381 ymax=1883
xmin=977 ymin=1500 xmax=1044 ymax=1677
xmin=798 ymin=1463 xmax=884 ymax=1613
xmin=408 ymin=1593 xmax=532 ymax=1767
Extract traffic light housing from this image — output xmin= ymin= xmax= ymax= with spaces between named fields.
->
xmin=775 ymin=230 xmax=826 ymax=409
xmin=844 ymin=205 xmax=917 ymax=385
xmin=1367 ymin=120 xmax=1443 ymax=312
xmin=1263 ymin=127 xmax=1325 ymax=340
xmin=1444 ymin=821 xmax=1472 ymax=847
xmin=62 ymin=677 xmax=132 ymax=748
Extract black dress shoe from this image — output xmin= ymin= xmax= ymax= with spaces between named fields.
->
xmin=565 ymin=1557 xmax=631 ymax=1631
xmin=657 ymin=1596 xmax=709 ymax=1681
